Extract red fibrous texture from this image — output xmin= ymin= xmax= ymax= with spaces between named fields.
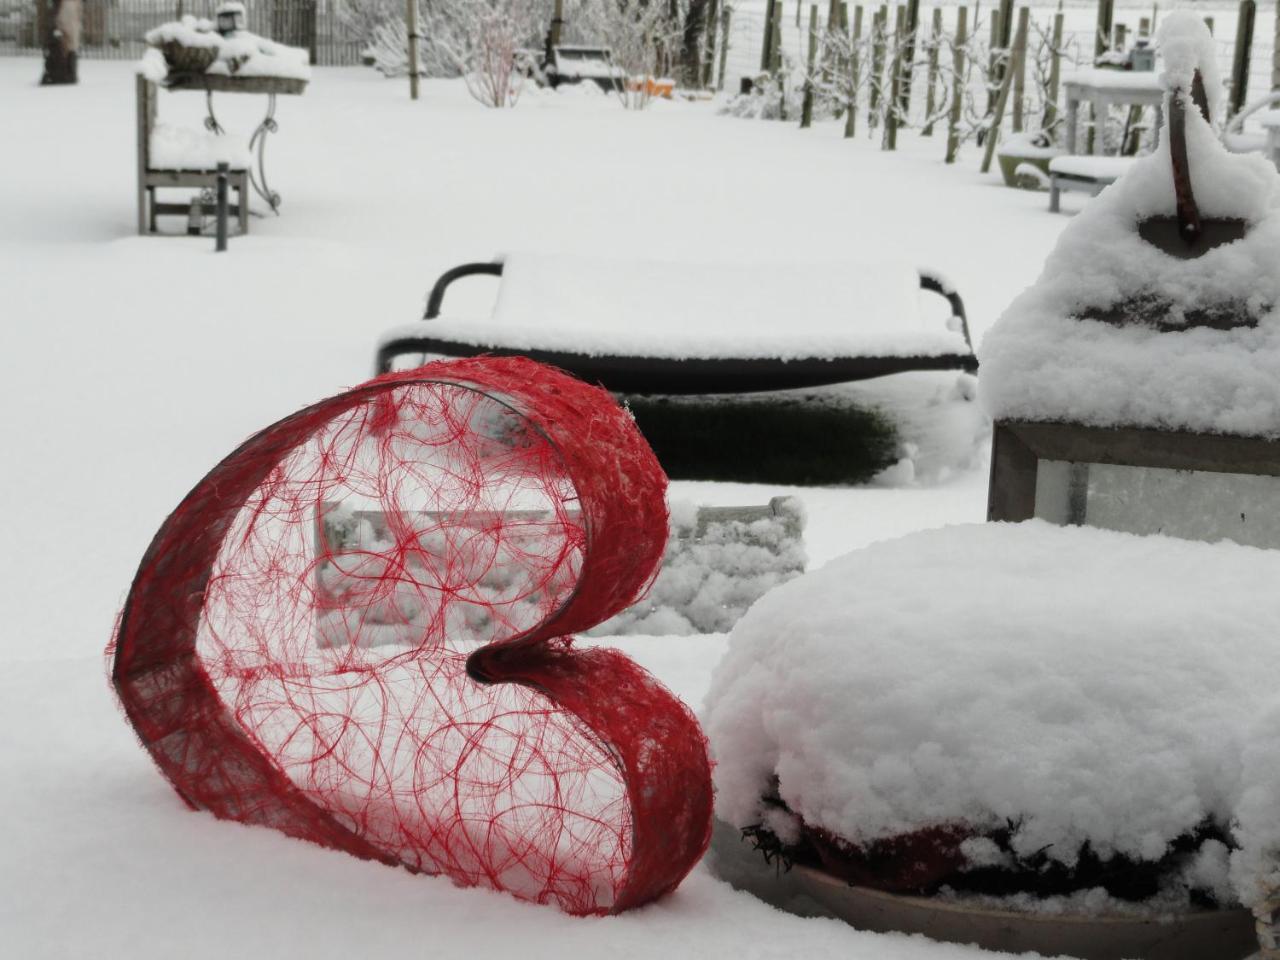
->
xmin=110 ymin=357 xmax=712 ymax=915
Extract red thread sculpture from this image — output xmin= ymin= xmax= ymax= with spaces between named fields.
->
xmin=110 ymin=356 xmax=712 ymax=914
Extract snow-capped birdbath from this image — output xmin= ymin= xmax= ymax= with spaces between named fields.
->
xmin=706 ymin=15 xmax=1280 ymax=959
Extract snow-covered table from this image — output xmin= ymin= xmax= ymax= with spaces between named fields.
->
xmin=1063 ymin=69 xmax=1164 ymax=156
xmin=163 ymin=71 xmax=306 ymax=213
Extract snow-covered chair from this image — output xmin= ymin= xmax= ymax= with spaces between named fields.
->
xmin=1047 ymin=155 xmax=1137 ymax=212
xmin=136 ymin=75 xmax=250 ymax=236
xmin=374 ymin=254 xmax=977 ymax=394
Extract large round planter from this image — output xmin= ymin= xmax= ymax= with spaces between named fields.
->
xmin=795 ymin=865 xmax=1259 ymax=960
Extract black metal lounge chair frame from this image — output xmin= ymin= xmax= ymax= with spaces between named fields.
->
xmin=376 ymin=261 xmax=977 ymax=396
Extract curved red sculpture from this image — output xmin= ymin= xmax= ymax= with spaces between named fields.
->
xmin=110 ymin=356 xmax=712 ymax=914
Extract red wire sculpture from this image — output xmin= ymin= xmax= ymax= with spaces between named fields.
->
xmin=110 ymin=357 xmax=712 ymax=914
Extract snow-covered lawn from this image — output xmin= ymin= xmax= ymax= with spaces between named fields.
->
xmin=1 ymin=58 xmax=1074 ymax=958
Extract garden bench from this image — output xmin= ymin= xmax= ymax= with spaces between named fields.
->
xmin=374 ymin=254 xmax=977 ymax=394
xmin=136 ymin=75 xmax=250 ymax=236
xmin=1048 ymin=155 xmax=1136 ymax=213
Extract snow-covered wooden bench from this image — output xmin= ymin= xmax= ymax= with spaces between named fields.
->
xmin=314 ymin=497 xmax=806 ymax=643
xmin=1047 ymin=155 xmax=1137 ymax=213
xmin=136 ymin=75 xmax=250 ymax=236
xmin=375 ymin=254 xmax=977 ymax=395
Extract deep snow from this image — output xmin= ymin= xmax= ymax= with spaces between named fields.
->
xmin=2 ymin=56 xmax=1084 ymax=959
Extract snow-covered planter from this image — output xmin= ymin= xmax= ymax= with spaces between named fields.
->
xmin=705 ymin=521 xmax=1271 ymax=957
xmin=995 ymin=131 xmax=1064 ymax=190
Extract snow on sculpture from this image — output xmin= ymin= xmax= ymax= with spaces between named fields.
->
xmin=706 ymin=15 xmax=1280 ymax=946
xmin=109 ymin=356 xmax=712 ymax=915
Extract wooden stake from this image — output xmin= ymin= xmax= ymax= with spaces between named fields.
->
xmin=869 ymin=4 xmax=887 ymax=130
xmin=717 ymin=5 xmax=731 ymax=91
xmin=761 ymin=0 xmax=777 ymax=71
xmin=885 ymin=4 xmax=905 ymax=149
xmin=922 ymin=7 xmax=942 ymax=134
xmin=1012 ymin=5 xmax=1028 ymax=132
xmin=1043 ymin=8 xmax=1064 ymax=131
xmin=702 ymin=0 xmax=721 ymax=88
xmin=1095 ymin=0 xmax=1114 ymax=60
xmin=846 ymin=4 xmax=863 ymax=138
xmin=981 ymin=4 xmax=1028 ymax=172
xmin=946 ymin=5 xmax=968 ymax=162
xmin=1273 ymin=0 xmax=1280 ymax=91
xmin=801 ymin=5 xmax=819 ymax=127
xmin=771 ymin=0 xmax=784 ymax=72
xmin=406 ymin=0 xmax=419 ymax=101
xmin=899 ymin=0 xmax=920 ymax=116
xmin=1229 ymin=0 xmax=1256 ymax=117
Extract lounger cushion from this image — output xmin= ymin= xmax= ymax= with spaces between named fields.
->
xmin=392 ymin=253 xmax=969 ymax=362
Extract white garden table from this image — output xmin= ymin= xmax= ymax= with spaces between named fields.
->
xmin=1062 ymin=68 xmax=1164 ymax=155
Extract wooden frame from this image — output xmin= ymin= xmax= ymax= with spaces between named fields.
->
xmin=137 ymin=75 xmax=250 ymax=237
xmin=988 ymin=419 xmax=1280 ymax=522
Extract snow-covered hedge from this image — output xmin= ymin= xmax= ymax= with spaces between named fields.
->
xmin=706 ymin=520 xmax=1280 ymax=911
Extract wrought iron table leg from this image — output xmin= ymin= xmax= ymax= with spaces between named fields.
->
xmin=204 ymin=90 xmax=223 ymax=134
xmin=248 ymin=92 xmax=282 ymax=214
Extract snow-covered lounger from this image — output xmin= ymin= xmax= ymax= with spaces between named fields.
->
xmin=375 ymin=253 xmax=977 ymax=395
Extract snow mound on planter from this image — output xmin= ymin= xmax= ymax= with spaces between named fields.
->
xmin=979 ymin=13 xmax=1280 ymax=438
xmin=705 ymin=521 xmax=1280 ymax=904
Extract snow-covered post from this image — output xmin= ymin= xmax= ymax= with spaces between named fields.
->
xmin=716 ymin=4 xmax=730 ymax=91
xmin=897 ymin=0 xmax=919 ymax=117
xmin=980 ymin=4 xmax=1028 ymax=172
xmin=1012 ymin=5 xmax=1027 ymax=132
xmin=884 ymin=4 xmax=905 ymax=149
xmin=41 ymin=0 xmax=80 ymax=85
xmin=406 ymin=0 xmax=419 ymax=100
xmin=760 ymin=0 xmax=777 ymax=72
xmin=800 ymin=4 xmax=818 ymax=127
xmin=1228 ymin=0 xmax=1256 ymax=117
xmin=946 ymin=4 xmax=968 ymax=162
xmin=1042 ymin=5 xmax=1064 ymax=132
xmin=1274 ymin=0 xmax=1280 ymax=90
xmin=922 ymin=7 xmax=942 ymax=135
xmin=845 ymin=3 xmax=863 ymax=137
xmin=868 ymin=4 xmax=886 ymax=129
xmin=1094 ymin=0 xmax=1114 ymax=60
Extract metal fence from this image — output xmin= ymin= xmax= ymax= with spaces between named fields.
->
xmin=0 ymin=0 xmax=367 ymax=65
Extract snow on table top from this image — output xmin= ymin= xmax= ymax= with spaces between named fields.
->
xmin=981 ymin=14 xmax=1280 ymax=439
xmin=705 ymin=520 xmax=1280 ymax=908
xmin=1258 ymin=110 xmax=1280 ymax=130
xmin=382 ymin=253 xmax=970 ymax=361
xmin=1062 ymin=67 xmax=1164 ymax=94
xmin=143 ymin=16 xmax=311 ymax=83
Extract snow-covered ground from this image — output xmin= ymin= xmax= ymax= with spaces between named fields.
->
xmin=0 ymin=58 xmax=1079 ymax=957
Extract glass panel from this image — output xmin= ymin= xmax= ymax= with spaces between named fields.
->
xmin=1033 ymin=460 xmax=1280 ymax=549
